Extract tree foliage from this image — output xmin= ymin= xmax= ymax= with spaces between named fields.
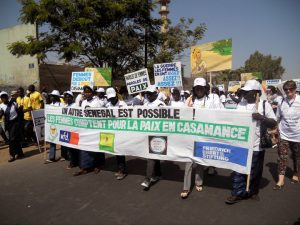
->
xmin=9 ymin=0 xmax=206 ymax=80
xmin=243 ymin=51 xmax=285 ymax=80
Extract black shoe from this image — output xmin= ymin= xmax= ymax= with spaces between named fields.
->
xmin=250 ymin=194 xmax=260 ymax=201
xmin=225 ymin=195 xmax=244 ymax=205
xmin=16 ymin=153 xmax=25 ymax=159
xmin=8 ymin=157 xmax=15 ymax=162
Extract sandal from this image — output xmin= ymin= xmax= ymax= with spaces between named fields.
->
xmin=272 ymin=184 xmax=284 ymax=190
xmin=291 ymin=178 xmax=299 ymax=184
xmin=195 ymin=185 xmax=203 ymax=192
xmin=180 ymin=190 xmax=190 ymax=199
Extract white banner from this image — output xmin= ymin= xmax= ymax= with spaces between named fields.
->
xmin=71 ymin=71 xmax=94 ymax=92
xmin=45 ymin=106 xmax=255 ymax=174
xmin=154 ymin=62 xmax=182 ymax=88
xmin=124 ymin=69 xmax=150 ymax=94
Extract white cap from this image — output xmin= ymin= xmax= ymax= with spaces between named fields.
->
xmin=193 ymin=77 xmax=206 ymax=87
xmin=50 ymin=90 xmax=60 ymax=96
xmin=0 ymin=91 xmax=8 ymax=97
xmin=180 ymin=90 xmax=184 ymax=95
xmin=96 ymin=87 xmax=105 ymax=93
xmin=106 ymin=87 xmax=116 ymax=99
xmin=145 ymin=85 xmax=157 ymax=93
xmin=219 ymin=87 xmax=224 ymax=92
xmin=241 ymin=80 xmax=261 ymax=91
xmin=184 ymin=90 xmax=190 ymax=95
xmin=63 ymin=91 xmax=74 ymax=97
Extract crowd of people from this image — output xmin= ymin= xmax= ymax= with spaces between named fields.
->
xmin=0 ymin=78 xmax=299 ymax=204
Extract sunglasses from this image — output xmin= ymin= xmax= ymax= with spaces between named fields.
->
xmin=283 ymin=88 xmax=296 ymax=92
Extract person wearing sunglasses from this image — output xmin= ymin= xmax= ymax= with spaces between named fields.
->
xmin=273 ymin=80 xmax=300 ymax=190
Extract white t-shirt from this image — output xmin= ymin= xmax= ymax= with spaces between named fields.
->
xmin=105 ymin=100 xmax=127 ymax=108
xmin=220 ymin=94 xmax=226 ymax=103
xmin=277 ymin=95 xmax=300 ymax=142
xmin=0 ymin=102 xmax=18 ymax=121
xmin=170 ymin=100 xmax=185 ymax=107
xmin=74 ymin=93 xmax=83 ymax=107
xmin=50 ymin=101 xmax=62 ymax=107
xmin=186 ymin=95 xmax=223 ymax=109
xmin=237 ymin=100 xmax=276 ymax=151
xmin=144 ymin=99 xmax=165 ymax=107
xmin=81 ymin=96 xmax=102 ymax=109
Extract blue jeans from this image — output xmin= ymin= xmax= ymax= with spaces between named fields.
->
xmin=231 ymin=150 xmax=265 ymax=197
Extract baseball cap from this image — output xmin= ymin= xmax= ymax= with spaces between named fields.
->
xmin=184 ymin=90 xmax=190 ymax=95
xmin=96 ymin=87 xmax=105 ymax=93
xmin=193 ymin=78 xmax=206 ymax=87
xmin=145 ymin=85 xmax=157 ymax=93
xmin=50 ymin=90 xmax=60 ymax=96
xmin=106 ymin=87 xmax=117 ymax=99
xmin=11 ymin=90 xmax=18 ymax=96
xmin=0 ymin=91 xmax=8 ymax=97
xmin=241 ymin=80 xmax=261 ymax=91
xmin=63 ymin=91 xmax=74 ymax=97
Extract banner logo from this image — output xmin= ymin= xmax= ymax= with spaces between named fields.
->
xmin=194 ymin=141 xmax=248 ymax=166
xmin=99 ymin=133 xmax=115 ymax=152
xmin=49 ymin=124 xmax=58 ymax=141
xmin=149 ymin=136 xmax=167 ymax=155
xmin=59 ymin=130 xmax=79 ymax=145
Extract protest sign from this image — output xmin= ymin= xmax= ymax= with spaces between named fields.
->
xmin=124 ymin=69 xmax=150 ymax=94
xmin=241 ymin=72 xmax=263 ymax=84
xmin=228 ymin=81 xmax=241 ymax=93
xmin=31 ymin=109 xmax=45 ymax=152
xmin=71 ymin=71 xmax=94 ymax=92
xmin=154 ymin=62 xmax=182 ymax=87
xmin=191 ymin=39 xmax=232 ymax=76
xmin=85 ymin=67 xmax=112 ymax=86
xmin=45 ymin=105 xmax=255 ymax=174
xmin=293 ymin=79 xmax=300 ymax=91
xmin=265 ymin=79 xmax=281 ymax=88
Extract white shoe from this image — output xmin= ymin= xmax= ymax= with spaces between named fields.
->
xmin=141 ymin=180 xmax=150 ymax=188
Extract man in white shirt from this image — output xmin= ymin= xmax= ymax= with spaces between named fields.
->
xmin=105 ymin=87 xmax=128 ymax=180
xmin=141 ymin=85 xmax=165 ymax=190
xmin=96 ymin=87 xmax=108 ymax=107
xmin=0 ymin=91 xmax=24 ymax=162
xmin=226 ymin=80 xmax=277 ymax=204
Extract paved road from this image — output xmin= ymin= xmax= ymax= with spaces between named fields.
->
xmin=0 ymin=145 xmax=299 ymax=225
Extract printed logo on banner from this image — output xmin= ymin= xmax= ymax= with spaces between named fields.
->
xmin=149 ymin=136 xmax=167 ymax=155
xmin=59 ymin=130 xmax=79 ymax=145
xmin=49 ymin=124 xmax=58 ymax=141
xmin=99 ymin=133 xmax=115 ymax=152
xmin=194 ymin=141 xmax=248 ymax=167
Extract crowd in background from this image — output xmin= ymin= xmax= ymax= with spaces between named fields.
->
xmin=0 ymin=78 xmax=299 ymax=204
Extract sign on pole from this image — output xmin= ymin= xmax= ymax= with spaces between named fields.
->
xmin=85 ymin=67 xmax=112 ymax=86
xmin=265 ymin=79 xmax=282 ymax=88
xmin=124 ymin=69 xmax=150 ymax=94
xmin=154 ymin=62 xmax=182 ymax=88
xmin=31 ymin=109 xmax=45 ymax=152
xmin=191 ymin=38 xmax=232 ymax=76
xmin=71 ymin=71 xmax=94 ymax=92
xmin=228 ymin=81 xmax=241 ymax=93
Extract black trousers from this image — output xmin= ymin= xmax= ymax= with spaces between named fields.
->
xmin=7 ymin=119 xmax=23 ymax=157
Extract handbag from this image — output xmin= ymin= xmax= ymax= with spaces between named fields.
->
xmin=260 ymin=100 xmax=275 ymax=148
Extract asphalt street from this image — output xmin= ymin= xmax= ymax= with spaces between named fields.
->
xmin=0 ymin=145 xmax=299 ymax=225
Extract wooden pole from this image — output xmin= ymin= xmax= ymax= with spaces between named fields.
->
xmin=246 ymin=92 xmax=260 ymax=192
xmin=209 ymin=72 xmax=212 ymax=94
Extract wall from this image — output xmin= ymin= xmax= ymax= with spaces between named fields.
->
xmin=0 ymin=24 xmax=39 ymax=91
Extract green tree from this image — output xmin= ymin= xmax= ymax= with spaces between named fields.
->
xmin=8 ymin=0 xmax=206 ymax=81
xmin=243 ymin=51 xmax=285 ymax=80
